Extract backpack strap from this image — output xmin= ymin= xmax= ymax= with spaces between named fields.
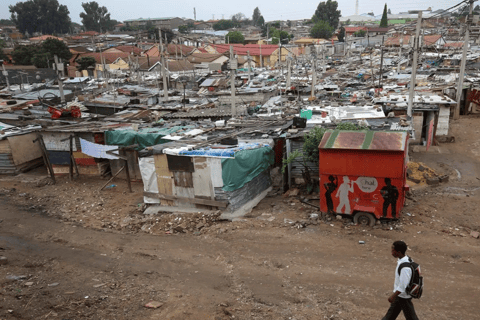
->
xmin=397 ymin=257 xmax=413 ymax=276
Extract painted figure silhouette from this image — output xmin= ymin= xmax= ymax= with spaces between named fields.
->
xmin=336 ymin=176 xmax=354 ymax=214
xmin=324 ymin=175 xmax=338 ymax=214
xmin=380 ymin=178 xmax=399 ymax=218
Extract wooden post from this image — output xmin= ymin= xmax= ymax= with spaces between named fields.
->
xmin=34 ymin=133 xmax=56 ymax=184
xmin=69 ymin=135 xmax=73 ymax=180
xmin=124 ymin=157 xmax=132 ymax=193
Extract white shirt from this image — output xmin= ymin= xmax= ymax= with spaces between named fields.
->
xmin=394 ymin=255 xmax=412 ymax=299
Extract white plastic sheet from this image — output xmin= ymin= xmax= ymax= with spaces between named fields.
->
xmin=80 ymin=138 xmax=119 ymax=159
xmin=139 ymin=157 xmax=160 ymax=204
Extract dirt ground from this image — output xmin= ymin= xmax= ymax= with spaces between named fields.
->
xmin=1 ymin=117 xmax=480 ymax=319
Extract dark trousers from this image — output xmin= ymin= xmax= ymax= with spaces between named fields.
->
xmin=382 ymin=200 xmax=397 ymax=218
xmin=382 ymin=297 xmax=419 ymax=320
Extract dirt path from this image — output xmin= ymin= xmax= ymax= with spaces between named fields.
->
xmin=0 ymin=117 xmax=480 ymax=319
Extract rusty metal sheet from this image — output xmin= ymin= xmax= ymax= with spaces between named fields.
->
xmin=319 ymin=130 xmax=407 ymax=151
xmin=369 ymin=132 xmax=407 ymax=151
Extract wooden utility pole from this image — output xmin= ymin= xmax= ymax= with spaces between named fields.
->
xmin=159 ymin=29 xmax=169 ymax=101
xmin=397 ymin=36 xmax=404 ymax=74
xmin=1 ymin=62 xmax=10 ymax=91
xmin=54 ymin=55 xmax=65 ymax=103
xmin=286 ymin=55 xmax=291 ymax=89
xmin=230 ymin=46 xmax=236 ymax=116
xmin=455 ymin=0 xmax=475 ymax=119
xmin=247 ymin=50 xmax=251 ymax=82
xmin=311 ymin=56 xmax=317 ymax=99
xmin=407 ymin=11 xmax=422 ymax=120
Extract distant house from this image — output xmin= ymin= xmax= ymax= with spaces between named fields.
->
xmin=193 ymin=22 xmax=212 ymax=30
xmin=144 ymin=44 xmax=203 ymax=58
xmin=104 ymin=45 xmax=143 ymax=55
xmin=114 ymin=23 xmax=125 ymax=32
xmin=69 ymin=52 xmax=131 ymax=77
xmin=79 ymin=31 xmax=100 ymax=37
xmin=29 ymin=35 xmax=64 ymax=43
xmin=384 ymin=34 xmax=444 ymax=47
xmin=208 ymin=44 xmax=292 ymax=68
xmin=124 ymin=17 xmax=185 ymax=30
xmin=344 ymin=27 xmax=367 ymax=37
xmin=366 ymin=27 xmax=389 ymax=36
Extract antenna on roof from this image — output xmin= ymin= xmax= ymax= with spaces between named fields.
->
xmin=355 ymin=0 xmax=359 ymax=15
xmin=194 ymin=7 xmax=196 ymax=21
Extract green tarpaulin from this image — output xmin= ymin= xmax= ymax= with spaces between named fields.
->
xmin=221 ymin=146 xmax=274 ymax=192
xmin=105 ymin=126 xmax=192 ymax=150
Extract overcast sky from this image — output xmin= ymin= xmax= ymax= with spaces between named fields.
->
xmin=2 ymin=0 xmax=460 ymax=23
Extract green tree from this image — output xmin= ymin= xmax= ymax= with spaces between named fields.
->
xmin=252 ymin=7 xmax=262 ymax=26
xmin=0 ymin=19 xmax=14 ymax=25
xmin=80 ymin=1 xmax=115 ymax=32
xmin=226 ymin=31 xmax=244 ymax=44
xmin=310 ymin=20 xmax=334 ymax=39
xmin=270 ymin=28 xmax=291 ymax=44
xmin=338 ymin=26 xmax=345 ymax=42
xmin=11 ymin=38 xmax=71 ymax=67
xmin=0 ymin=40 xmax=8 ymax=62
xmin=75 ymin=56 xmax=96 ymax=70
xmin=354 ymin=29 xmax=366 ymax=37
xmin=258 ymin=15 xmax=265 ymax=27
xmin=11 ymin=45 xmax=40 ymax=65
xmin=213 ymin=20 xmax=237 ymax=30
xmin=387 ymin=8 xmax=392 ymax=14
xmin=9 ymin=0 xmax=71 ymax=35
xmin=178 ymin=25 xmax=189 ymax=34
xmin=380 ymin=4 xmax=388 ymax=28
xmin=41 ymin=37 xmax=72 ymax=62
xmin=312 ymin=0 xmax=341 ymax=29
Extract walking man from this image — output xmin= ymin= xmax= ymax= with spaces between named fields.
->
xmin=383 ymin=241 xmax=419 ymax=320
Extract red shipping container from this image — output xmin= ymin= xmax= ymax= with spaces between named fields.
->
xmin=318 ymin=130 xmax=409 ymax=226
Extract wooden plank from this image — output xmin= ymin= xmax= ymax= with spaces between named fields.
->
xmin=193 ymin=157 xmax=214 ymax=198
xmin=173 ymin=171 xmax=195 ymax=208
xmin=144 ymin=192 xmax=228 ymax=208
xmin=8 ymin=133 xmax=42 ymax=166
xmin=0 ymin=140 xmax=12 ymax=154
xmin=153 ymin=154 xmax=174 ymax=206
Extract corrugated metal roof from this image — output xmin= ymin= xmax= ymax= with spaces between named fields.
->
xmin=319 ymin=130 xmax=407 ymax=151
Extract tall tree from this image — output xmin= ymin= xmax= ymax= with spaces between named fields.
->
xmin=252 ymin=7 xmax=262 ymax=26
xmin=231 ymin=13 xmax=246 ymax=23
xmin=338 ymin=26 xmax=345 ymax=42
xmin=80 ymin=1 xmax=115 ymax=32
xmin=310 ymin=20 xmax=334 ymax=39
xmin=11 ymin=37 xmax=71 ymax=67
xmin=387 ymin=8 xmax=392 ymax=14
xmin=258 ymin=16 xmax=265 ymax=27
xmin=226 ymin=31 xmax=244 ymax=44
xmin=312 ymin=0 xmax=341 ymax=29
xmin=9 ymin=0 xmax=71 ymax=35
xmin=380 ymin=4 xmax=388 ymax=28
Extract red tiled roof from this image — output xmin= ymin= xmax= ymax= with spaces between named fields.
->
xmin=30 ymin=35 xmax=63 ymax=41
xmin=344 ymin=27 xmax=367 ymax=33
xmin=79 ymin=31 xmax=100 ymax=36
xmin=73 ymin=52 xmax=131 ymax=64
xmin=114 ymin=45 xmax=143 ymax=55
xmin=211 ymin=44 xmax=279 ymax=56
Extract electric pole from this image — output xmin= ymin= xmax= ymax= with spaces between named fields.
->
xmin=1 ymin=61 xmax=11 ymax=91
xmin=54 ymin=55 xmax=65 ymax=103
xmin=311 ymin=55 xmax=317 ymax=100
xmin=159 ymin=29 xmax=169 ymax=101
xmin=455 ymin=0 xmax=475 ymax=119
xmin=230 ymin=46 xmax=236 ymax=117
xmin=407 ymin=11 xmax=422 ymax=121
xmin=247 ymin=50 xmax=251 ymax=82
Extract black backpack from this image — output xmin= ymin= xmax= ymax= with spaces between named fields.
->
xmin=398 ymin=257 xmax=423 ymax=299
